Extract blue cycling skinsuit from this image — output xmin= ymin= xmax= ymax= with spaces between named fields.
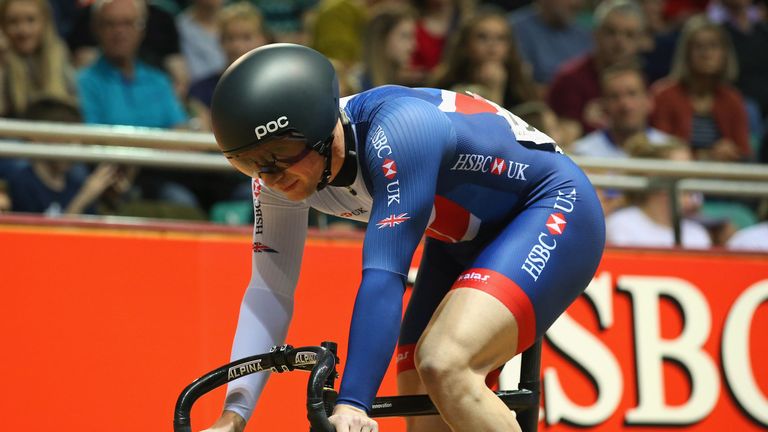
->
xmin=223 ymin=86 xmax=606 ymax=420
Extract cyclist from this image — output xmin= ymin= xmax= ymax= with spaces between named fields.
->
xmin=203 ymin=43 xmax=605 ymax=432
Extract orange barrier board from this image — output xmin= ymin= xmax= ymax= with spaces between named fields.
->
xmin=0 ymin=222 xmax=765 ymax=431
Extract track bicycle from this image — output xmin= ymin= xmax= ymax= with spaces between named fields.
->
xmin=174 ymin=339 xmax=542 ymax=432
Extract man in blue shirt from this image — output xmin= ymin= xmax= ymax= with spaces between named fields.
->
xmin=77 ymin=0 xmax=188 ymax=129
xmin=77 ymin=0 xmax=199 ymax=209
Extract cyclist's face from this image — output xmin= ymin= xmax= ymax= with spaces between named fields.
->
xmin=227 ymin=137 xmax=324 ymax=201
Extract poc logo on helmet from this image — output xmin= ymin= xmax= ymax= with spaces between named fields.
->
xmin=254 ymin=116 xmax=289 ymax=140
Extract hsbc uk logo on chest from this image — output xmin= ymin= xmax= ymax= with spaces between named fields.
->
xmin=252 ymin=180 xmax=264 ymax=235
xmin=521 ymin=188 xmax=577 ymax=281
xmin=450 ymin=153 xmax=529 ymax=181
xmin=371 ymin=125 xmax=401 ymax=207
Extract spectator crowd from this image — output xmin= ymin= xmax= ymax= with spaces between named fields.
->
xmin=0 ymin=0 xmax=765 ymax=251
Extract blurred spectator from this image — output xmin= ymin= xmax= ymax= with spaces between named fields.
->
xmin=67 ymin=0 xmax=188 ymax=96
xmin=606 ymin=135 xmax=712 ymax=249
xmin=508 ymin=0 xmax=592 ymax=88
xmin=249 ymin=0 xmax=317 ymax=43
xmin=358 ymin=2 xmax=417 ymax=90
xmin=571 ymin=63 xmax=672 ymax=157
xmin=649 ymin=14 xmax=751 ymax=162
xmin=727 ymin=199 xmax=768 ymax=252
xmin=186 ymin=2 xmax=266 ymax=213
xmin=663 ymin=0 xmax=709 ymax=27
xmin=432 ymin=6 xmax=538 ymax=108
xmin=187 ymin=2 xmax=269 ymax=129
xmin=310 ymin=0 xmax=367 ymax=67
xmin=710 ymin=0 xmax=768 ymax=124
xmin=4 ymin=97 xmax=136 ymax=215
xmin=0 ymin=0 xmax=78 ymax=117
xmin=176 ymin=0 xmax=226 ymax=84
xmin=513 ymin=100 xmax=582 ymax=149
xmin=638 ymin=0 xmax=680 ymax=83
xmin=77 ymin=0 xmax=198 ymax=210
xmin=0 ymin=179 xmax=9 ymax=212
xmin=77 ymin=0 xmax=188 ymax=128
xmin=331 ymin=57 xmax=357 ymax=97
xmin=548 ymin=0 xmax=645 ymax=134
xmin=410 ymin=0 xmax=472 ymax=84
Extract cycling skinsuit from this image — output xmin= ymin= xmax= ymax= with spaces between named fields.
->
xmin=223 ymin=86 xmax=606 ymax=420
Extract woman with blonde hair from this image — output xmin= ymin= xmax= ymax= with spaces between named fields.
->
xmin=0 ymin=0 xmax=76 ymax=117
xmin=649 ymin=14 xmax=750 ymax=161
xmin=432 ymin=7 xmax=538 ymax=109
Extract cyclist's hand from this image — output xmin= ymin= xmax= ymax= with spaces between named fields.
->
xmin=200 ymin=410 xmax=246 ymax=432
xmin=329 ymin=404 xmax=378 ymax=432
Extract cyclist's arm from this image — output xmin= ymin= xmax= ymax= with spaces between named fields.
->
xmin=224 ymin=180 xmax=310 ymax=422
xmin=336 ymin=97 xmax=454 ymax=411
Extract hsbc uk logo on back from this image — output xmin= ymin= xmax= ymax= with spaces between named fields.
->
xmin=521 ymin=188 xmax=577 ymax=281
xmin=450 ymin=153 xmax=529 ymax=181
xmin=371 ymin=125 xmax=401 ymax=207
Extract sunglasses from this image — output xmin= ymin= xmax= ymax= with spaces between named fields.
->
xmin=226 ymin=134 xmax=313 ymax=176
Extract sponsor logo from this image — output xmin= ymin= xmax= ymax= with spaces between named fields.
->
xmin=546 ymin=212 xmax=567 ymax=235
xmin=339 ymin=208 xmax=368 ymax=218
xmin=370 ymin=125 xmax=401 ymax=207
xmin=294 ymin=351 xmax=318 ymax=366
xmin=554 ymin=188 xmax=577 ymax=213
xmin=382 ymin=159 xmax=398 ymax=180
xmin=521 ymin=188 xmax=577 ymax=281
xmin=456 ymin=271 xmax=491 ymax=283
xmin=228 ymin=359 xmax=263 ymax=380
xmin=396 ymin=351 xmax=409 ymax=363
xmin=491 ymin=158 xmax=505 ymax=176
xmin=449 ymin=153 xmax=529 ymax=181
xmin=252 ymin=242 xmax=278 ymax=253
xmin=253 ymin=181 xmax=263 ymax=235
xmin=376 ymin=213 xmax=410 ymax=229
xmin=252 ymin=180 xmax=261 ymax=199
xmin=386 ymin=180 xmax=400 ymax=206
xmin=370 ymin=125 xmax=392 ymax=158
xmin=521 ymin=232 xmax=558 ymax=281
xmin=254 ymin=116 xmax=289 ymax=140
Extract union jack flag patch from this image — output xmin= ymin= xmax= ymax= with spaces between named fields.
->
xmin=252 ymin=242 xmax=278 ymax=253
xmin=376 ymin=213 xmax=410 ymax=229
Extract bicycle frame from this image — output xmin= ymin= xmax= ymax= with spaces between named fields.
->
xmin=173 ymin=339 xmax=542 ymax=432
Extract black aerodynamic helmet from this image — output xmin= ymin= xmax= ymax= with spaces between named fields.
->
xmin=211 ymin=43 xmax=340 ymax=156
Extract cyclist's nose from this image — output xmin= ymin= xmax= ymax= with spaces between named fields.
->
xmin=259 ymin=170 xmax=285 ymax=187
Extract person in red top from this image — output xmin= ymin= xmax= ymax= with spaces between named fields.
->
xmin=649 ymin=14 xmax=750 ymax=161
xmin=547 ymin=0 xmax=645 ymax=134
xmin=410 ymin=0 xmax=471 ymax=83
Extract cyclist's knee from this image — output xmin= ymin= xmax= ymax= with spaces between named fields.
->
xmin=415 ymin=337 xmax=469 ymax=387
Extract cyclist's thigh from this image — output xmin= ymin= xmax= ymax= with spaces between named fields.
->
xmin=453 ymin=181 xmax=605 ymax=354
xmin=398 ymin=238 xmax=464 ymax=384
